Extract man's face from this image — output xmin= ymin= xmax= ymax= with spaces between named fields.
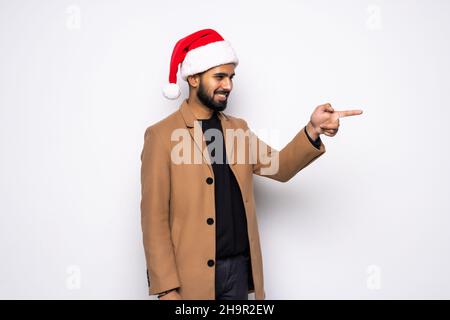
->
xmin=196 ymin=64 xmax=235 ymax=112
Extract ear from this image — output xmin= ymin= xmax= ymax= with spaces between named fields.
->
xmin=187 ymin=74 xmax=200 ymax=88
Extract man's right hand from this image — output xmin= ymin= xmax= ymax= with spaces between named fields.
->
xmin=159 ymin=289 xmax=182 ymax=300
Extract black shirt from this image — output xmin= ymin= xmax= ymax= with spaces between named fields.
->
xmin=305 ymin=127 xmax=322 ymax=149
xmin=200 ymin=111 xmax=250 ymax=260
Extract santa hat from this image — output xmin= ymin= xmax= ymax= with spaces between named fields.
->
xmin=162 ymin=28 xmax=239 ymax=100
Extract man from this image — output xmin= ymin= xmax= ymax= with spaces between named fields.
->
xmin=140 ymin=29 xmax=363 ymax=300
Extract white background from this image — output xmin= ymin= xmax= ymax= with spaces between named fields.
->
xmin=1 ymin=0 xmax=449 ymax=299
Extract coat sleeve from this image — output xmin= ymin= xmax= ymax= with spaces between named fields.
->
xmin=140 ymin=126 xmax=180 ymax=295
xmin=243 ymin=120 xmax=326 ymax=182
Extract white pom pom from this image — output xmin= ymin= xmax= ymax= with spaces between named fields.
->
xmin=162 ymin=83 xmax=181 ymax=100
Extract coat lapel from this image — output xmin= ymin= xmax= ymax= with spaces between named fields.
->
xmin=219 ymin=116 xmax=236 ymax=166
xmin=179 ymin=99 xmax=235 ymax=174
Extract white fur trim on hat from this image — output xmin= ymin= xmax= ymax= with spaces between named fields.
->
xmin=180 ymin=40 xmax=239 ymax=80
xmin=162 ymin=83 xmax=181 ymax=100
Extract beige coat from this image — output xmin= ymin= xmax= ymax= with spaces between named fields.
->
xmin=140 ymin=99 xmax=326 ymax=299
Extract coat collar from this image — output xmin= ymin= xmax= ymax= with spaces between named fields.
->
xmin=179 ymin=98 xmax=229 ymax=128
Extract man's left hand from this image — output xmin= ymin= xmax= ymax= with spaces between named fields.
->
xmin=306 ymin=103 xmax=363 ymax=139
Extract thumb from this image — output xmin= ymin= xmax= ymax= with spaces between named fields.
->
xmin=322 ymin=103 xmax=334 ymax=113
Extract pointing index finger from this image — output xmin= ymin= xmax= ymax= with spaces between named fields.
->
xmin=336 ymin=109 xmax=364 ymax=118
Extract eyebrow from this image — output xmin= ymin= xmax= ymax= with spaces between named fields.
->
xmin=214 ymin=72 xmax=236 ymax=77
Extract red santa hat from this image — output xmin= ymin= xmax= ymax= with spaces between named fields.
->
xmin=162 ymin=28 xmax=239 ymax=100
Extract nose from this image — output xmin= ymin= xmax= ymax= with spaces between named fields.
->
xmin=221 ymin=78 xmax=232 ymax=91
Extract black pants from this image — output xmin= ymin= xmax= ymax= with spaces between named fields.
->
xmin=215 ymin=254 xmax=249 ymax=300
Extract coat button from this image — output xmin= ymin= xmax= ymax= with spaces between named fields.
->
xmin=206 ymin=177 xmax=214 ymax=185
xmin=207 ymin=259 xmax=215 ymax=267
xmin=207 ymin=218 xmax=214 ymax=225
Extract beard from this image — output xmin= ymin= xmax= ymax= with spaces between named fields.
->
xmin=196 ymin=80 xmax=229 ymax=112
